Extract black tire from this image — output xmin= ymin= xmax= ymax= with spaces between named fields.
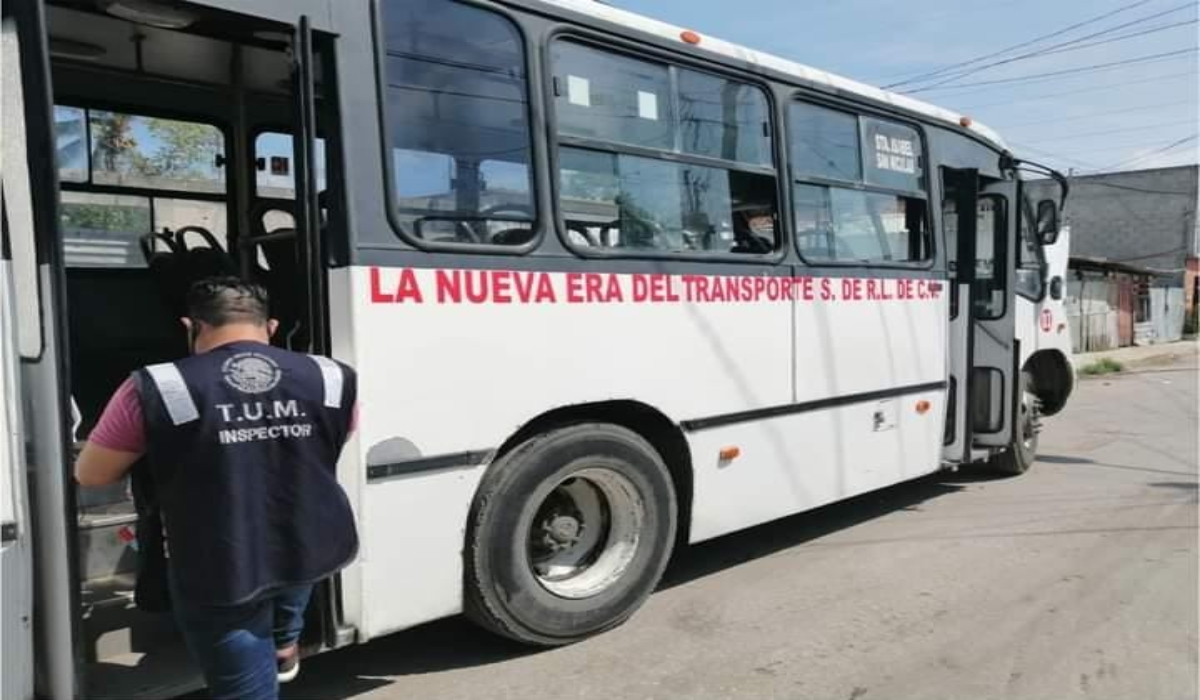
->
xmin=464 ymin=423 xmax=677 ymax=646
xmin=989 ymin=371 xmax=1040 ymax=476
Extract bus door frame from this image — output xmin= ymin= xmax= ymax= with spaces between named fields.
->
xmin=942 ymin=166 xmax=1019 ymax=463
xmin=289 ymin=15 xmax=357 ymax=651
xmin=2 ymin=1 xmax=80 ymax=698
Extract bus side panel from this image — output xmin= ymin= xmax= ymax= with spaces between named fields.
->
xmin=690 ymin=283 xmax=948 ymax=542
xmin=687 ymin=388 xmax=946 ymax=543
xmin=345 ymin=264 xmax=792 ymax=640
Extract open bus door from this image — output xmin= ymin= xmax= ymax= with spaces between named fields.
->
xmin=943 ymin=168 xmax=1019 ymax=463
xmin=3 ymin=2 xmax=79 ymax=698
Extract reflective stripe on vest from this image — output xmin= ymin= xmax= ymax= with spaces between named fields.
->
xmin=309 ymin=355 xmax=343 ymax=409
xmin=145 ymin=363 xmax=200 ymax=425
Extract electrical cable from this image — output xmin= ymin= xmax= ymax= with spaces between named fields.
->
xmin=903 ymin=48 xmax=1197 ymax=94
xmin=883 ymin=0 xmax=1157 ymax=88
xmin=896 ymin=6 xmax=1196 ymax=91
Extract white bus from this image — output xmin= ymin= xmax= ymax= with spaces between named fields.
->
xmin=2 ymin=0 xmax=1074 ymax=697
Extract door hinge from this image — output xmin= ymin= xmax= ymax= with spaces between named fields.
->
xmin=1 ymin=521 xmax=17 ymax=544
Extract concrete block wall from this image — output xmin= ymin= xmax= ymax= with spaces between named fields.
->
xmin=1027 ymin=165 xmax=1197 ymax=274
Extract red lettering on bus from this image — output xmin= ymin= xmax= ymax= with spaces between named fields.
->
xmin=566 ymin=273 xmax=585 ymax=303
xmin=393 ymin=269 xmax=422 ymax=303
xmin=603 ymin=274 xmax=623 ymax=302
xmin=533 ymin=273 xmax=556 ymax=303
xmin=766 ymin=277 xmax=781 ymax=301
xmin=464 ymin=271 xmax=488 ymax=304
xmin=435 ymin=270 xmax=461 ymax=303
xmin=710 ymin=278 xmax=726 ymax=302
xmin=491 ymin=271 xmax=513 ymax=304
xmin=512 ymin=271 xmax=536 ymax=303
xmin=370 ymin=267 xmax=394 ymax=303
xmin=659 ymin=274 xmax=681 ymax=302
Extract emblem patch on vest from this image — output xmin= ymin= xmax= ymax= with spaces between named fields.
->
xmin=222 ymin=352 xmax=283 ymax=394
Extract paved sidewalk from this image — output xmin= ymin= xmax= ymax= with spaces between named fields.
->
xmin=1074 ymin=338 xmax=1197 ymax=370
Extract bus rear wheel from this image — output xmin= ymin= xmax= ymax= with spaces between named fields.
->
xmin=464 ymin=423 xmax=677 ymax=646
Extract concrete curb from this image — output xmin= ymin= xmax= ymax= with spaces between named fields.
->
xmin=1075 ymin=340 xmax=1197 ymax=377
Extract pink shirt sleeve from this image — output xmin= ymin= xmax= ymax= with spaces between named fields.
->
xmin=88 ymin=377 xmax=146 ymax=454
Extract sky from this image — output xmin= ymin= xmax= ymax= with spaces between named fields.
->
xmin=615 ymin=0 xmax=1199 ymax=175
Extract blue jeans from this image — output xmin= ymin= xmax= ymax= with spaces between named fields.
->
xmin=171 ymin=577 xmax=313 ymax=700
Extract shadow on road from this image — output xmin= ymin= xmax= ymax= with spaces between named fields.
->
xmin=1038 ymin=454 xmax=1095 ymax=465
xmin=260 ymin=474 xmax=967 ymax=699
xmin=660 ymin=475 xmax=963 ymax=588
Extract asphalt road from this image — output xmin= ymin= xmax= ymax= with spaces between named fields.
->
xmin=281 ymin=356 xmax=1198 ymax=700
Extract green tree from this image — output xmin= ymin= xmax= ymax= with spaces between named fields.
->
xmin=144 ymin=118 xmax=222 ymax=178
xmin=91 ymin=112 xmax=138 ymax=174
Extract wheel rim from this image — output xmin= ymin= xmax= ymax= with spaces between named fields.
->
xmin=1019 ymin=390 xmax=1040 ymax=452
xmin=525 ymin=467 xmax=645 ymax=599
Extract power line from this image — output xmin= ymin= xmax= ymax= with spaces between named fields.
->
xmin=1010 ymin=142 xmax=1101 ymax=168
xmin=1017 ymin=138 xmax=1196 ymax=159
xmin=1009 ymin=137 xmax=1200 ymax=172
xmin=1021 ymin=118 xmax=1197 ymax=143
xmin=902 ymin=48 xmax=1197 ymax=93
xmin=952 ymin=69 xmax=1196 ymax=108
xmin=1090 ymin=133 xmax=1198 ymax=172
xmin=882 ymin=0 xmax=1156 ymax=88
xmin=997 ymin=99 xmax=1197 ymax=128
xmin=908 ymin=14 xmax=1197 ymax=91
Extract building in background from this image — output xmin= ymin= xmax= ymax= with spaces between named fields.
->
xmin=1031 ymin=165 xmax=1198 ymax=348
xmin=1067 ymin=256 xmax=1178 ymax=352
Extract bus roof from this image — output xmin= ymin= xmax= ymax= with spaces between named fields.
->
xmin=539 ymin=0 xmax=1008 ymax=151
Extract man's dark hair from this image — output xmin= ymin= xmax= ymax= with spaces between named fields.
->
xmin=186 ymin=277 xmax=270 ymax=327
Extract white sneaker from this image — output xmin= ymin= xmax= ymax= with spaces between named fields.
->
xmin=277 ymin=647 xmax=301 ymax=684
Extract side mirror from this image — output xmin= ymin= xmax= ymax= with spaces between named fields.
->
xmin=1036 ymin=199 xmax=1059 ymax=245
xmin=1049 ymin=275 xmax=1064 ymax=301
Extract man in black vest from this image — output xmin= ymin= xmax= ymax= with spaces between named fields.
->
xmin=76 ymin=277 xmax=358 ymax=700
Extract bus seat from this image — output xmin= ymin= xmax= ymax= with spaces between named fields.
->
xmin=139 ymin=232 xmax=185 ymax=311
xmin=66 ymin=270 xmax=187 ymax=433
xmin=248 ymin=202 xmax=306 ymax=349
xmin=175 ymin=226 xmax=237 ymax=284
xmin=489 ymin=226 xmax=535 ymax=246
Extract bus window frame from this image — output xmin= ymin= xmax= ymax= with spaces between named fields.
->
xmin=53 ymin=99 xmax=231 ymax=198
xmin=787 ymin=92 xmax=935 ymax=271
xmin=1015 ymin=189 xmax=1047 ymax=303
xmin=53 ymin=99 xmax=233 ymax=268
xmin=371 ymin=0 xmax=545 ymax=257
xmin=542 ymin=27 xmax=787 ymax=265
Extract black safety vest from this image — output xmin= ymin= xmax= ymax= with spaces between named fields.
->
xmin=134 ymin=340 xmax=358 ymax=607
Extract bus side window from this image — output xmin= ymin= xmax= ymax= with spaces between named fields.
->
xmin=54 ymin=106 xmax=229 ymax=268
xmin=551 ymin=41 xmax=779 ymax=256
xmin=254 ymin=132 xmax=326 ymax=200
xmin=1016 ymin=196 xmax=1045 ymax=300
xmin=974 ymin=195 xmax=1007 ymax=318
xmin=380 ymin=0 xmax=536 ymax=247
xmin=789 ymin=101 xmax=929 ymax=266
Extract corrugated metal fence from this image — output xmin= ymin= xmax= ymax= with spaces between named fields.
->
xmin=1151 ymin=287 xmax=1185 ymax=343
xmin=1066 ymin=276 xmax=1119 ymax=352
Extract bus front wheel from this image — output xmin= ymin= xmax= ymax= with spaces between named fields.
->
xmin=464 ymin=423 xmax=677 ymax=646
xmin=989 ymin=371 xmax=1041 ymax=476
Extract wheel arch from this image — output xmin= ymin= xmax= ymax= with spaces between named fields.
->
xmin=1023 ymin=349 xmax=1074 ymax=416
xmin=489 ymin=399 xmax=694 ymax=550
